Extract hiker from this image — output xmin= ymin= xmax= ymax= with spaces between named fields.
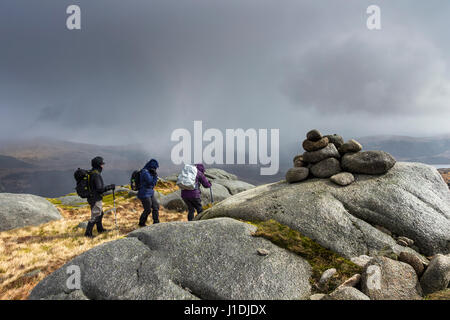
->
xmin=138 ymin=159 xmax=160 ymax=226
xmin=85 ymin=156 xmax=115 ymax=238
xmin=181 ymin=164 xmax=211 ymax=221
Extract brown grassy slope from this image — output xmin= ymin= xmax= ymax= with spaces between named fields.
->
xmin=0 ymin=182 xmax=182 ymax=300
xmin=439 ymin=169 xmax=449 ymax=184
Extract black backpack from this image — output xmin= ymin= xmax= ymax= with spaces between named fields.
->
xmin=74 ymin=168 xmax=92 ymax=198
xmin=130 ymin=170 xmax=142 ymax=191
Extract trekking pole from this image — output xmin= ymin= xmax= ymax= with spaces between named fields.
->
xmin=210 ymin=187 xmax=214 ymax=204
xmin=113 ymin=189 xmax=118 ymax=230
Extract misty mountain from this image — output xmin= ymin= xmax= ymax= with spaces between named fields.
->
xmin=0 ymin=155 xmax=35 ymax=169
xmin=0 ymin=138 xmax=158 ymax=197
xmin=358 ymin=135 xmax=450 ymax=164
xmin=0 ymin=134 xmax=449 ymax=197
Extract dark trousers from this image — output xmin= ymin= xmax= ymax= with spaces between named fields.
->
xmin=139 ymin=194 xmax=159 ymax=225
xmin=183 ymin=197 xmax=203 ymax=221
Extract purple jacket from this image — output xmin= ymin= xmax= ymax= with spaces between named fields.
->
xmin=181 ymin=164 xmax=211 ymax=199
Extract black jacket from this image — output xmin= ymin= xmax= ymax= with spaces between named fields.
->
xmin=88 ymin=169 xmax=107 ymax=203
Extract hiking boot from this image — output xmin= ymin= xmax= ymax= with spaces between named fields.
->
xmin=84 ymin=222 xmax=95 ymax=238
xmin=96 ymin=220 xmax=109 ymax=233
xmin=96 ymin=214 xmax=109 ymax=233
xmin=139 ymin=213 xmax=149 ymax=227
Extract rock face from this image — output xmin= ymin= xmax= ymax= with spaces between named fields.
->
xmin=204 ymin=168 xmax=237 ymax=181
xmin=303 ymin=143 xmax=340 ymax=164
xmin=160 ymin=190 xmax=187 ymax=211
xmin=285 ymin=167 xmax=309 ymax=183
xmin=310 ymin=158 xmax=341 ymax=178
xmin=197 ymin=162 xmax=450 ymax=257
xmin=361 ymin=257 xmax=423 ymax=300
xmin=29 ymin=218 xmax=312 ymax=300
xmin=341 ymin=151 xmax=396 ymax=175
xmin=0 ymin=193 xmax=62 ymax=231
xmin=212 ymin=179 xmax=255 ymax=196
xmin=199 ymin=182 xmax=232 ymax=203
xmin=420 ymin=254 xmax=450 ymax=295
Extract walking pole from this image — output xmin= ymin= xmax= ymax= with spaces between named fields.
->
xmin=113 ymin=189 xmax=118 ymax=230
xmin=209 ymin=187 xmax=214 ymax=204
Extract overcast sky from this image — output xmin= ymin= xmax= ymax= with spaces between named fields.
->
xmin=1 ymin=0 xmax=450 ymax=154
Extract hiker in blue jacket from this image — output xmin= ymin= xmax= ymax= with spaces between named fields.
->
xmin=138 ymin=159 xmax=160 ymax=226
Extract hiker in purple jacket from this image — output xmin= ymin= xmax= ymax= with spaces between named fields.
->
xmin=181 ymin=164 xmax=212 ymax=221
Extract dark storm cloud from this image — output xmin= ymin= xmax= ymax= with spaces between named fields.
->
xmin=282 ymin=30 xmax=450 ymax=115
xmin=0 ymin=0 xmax=449 ymax=149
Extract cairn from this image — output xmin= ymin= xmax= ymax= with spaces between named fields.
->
xmin=286 ymin=129 xmax=396 ymax=186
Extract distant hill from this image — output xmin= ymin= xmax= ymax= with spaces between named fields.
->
xmin=0 ymin=155 xmax=35 ymax=169
xmin=0 ymin=134 xmax=449 ymax=196
xmin=0 ymin=138 xmax=159 ymax=197
xmin=0 ymin=137 xmax=151 ymax=170
xmin=358 ymin=135 xmax=450 ymax=164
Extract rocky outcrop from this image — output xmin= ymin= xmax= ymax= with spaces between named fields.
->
xmin=212 ymin=179 xmax=255 ymax=195
xmin=361 ymin=257 xmax=423 ymax=300
xmin=29 ymin=218 xmax=312 ymax=300
xmin=0 ymin=193 xmax=62 ymax=231
xmin=204 ymin=168 xmax=238 ymax=181
xmin=160 ymin=190 xmax=187 ymax=211
xmin=57 ymin=195 xmax=87 ymax=207
xmin=198 ymin=162 xmax=450 ymax=257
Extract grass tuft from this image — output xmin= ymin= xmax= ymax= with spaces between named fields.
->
xmin=249 ymin=219 xmax=362 ymax=293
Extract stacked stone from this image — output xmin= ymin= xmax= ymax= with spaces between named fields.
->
xmin=286 ymin=129 xmax=396 ymax=186
xmin=302 ymin=130 xmax=342 ymax=179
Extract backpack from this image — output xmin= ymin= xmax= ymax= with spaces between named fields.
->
xmin=74 ymin=168 xmax=93 ymax=198
xmin=130 ymin=170 xmax=142 ymax=191
xmin=177 ymin=164 xmax=198 ymax=190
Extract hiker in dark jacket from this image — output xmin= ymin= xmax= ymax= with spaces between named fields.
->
xmin=181 ymin=164 xmax=211 ymax=221
xmin=138 ymin=159 xmax=160 ymax=226
xmin=85 ymin=156 xmax=115 ymax=238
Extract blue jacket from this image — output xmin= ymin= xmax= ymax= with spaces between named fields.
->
xmin=137 ymin=159 xmax=159 ymax=199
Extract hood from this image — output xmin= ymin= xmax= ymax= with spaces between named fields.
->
xmin=144 ymin=159 xmax=159 ymax=170
xmin=195 ymin=164 xmax=205 ymax=173
xmin=91 ymin=156 xmax=105 ymax=171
